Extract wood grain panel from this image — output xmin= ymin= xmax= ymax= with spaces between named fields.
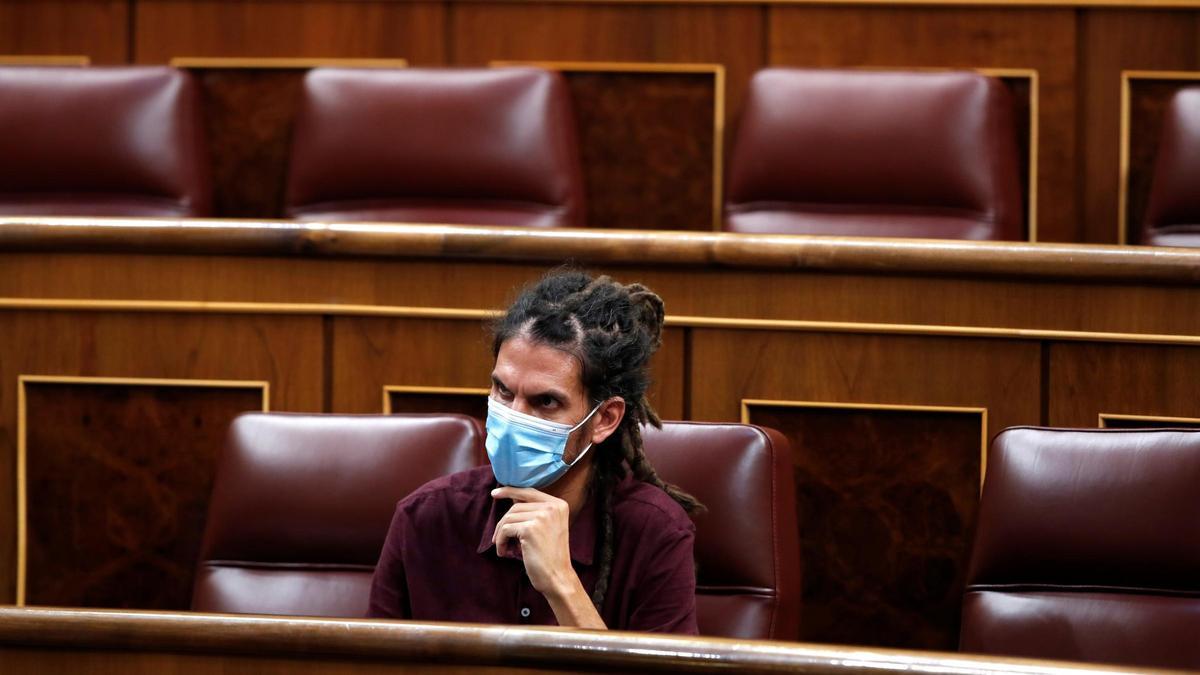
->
xmin=768 ymin=6 xmax=1075 ymax=242
xmin=386 ymin=388 xmax=488 ymax=419
xmin=1122 ymin=76 xmax=1198 ymax=244
xmin=134 ymin=1 xmax=445 ymax=64
xmin=560 ymin=70 xmax=716 ymax=231
xmin=0 ymin=1 xmax=128 ymax=64
xmin=691 ymin=330 xmax=1039 ymax=648
xmin=745 ymin=403 xmax=982 ymax=650
xmin=22 ymin=380 xmax=263 ymax=609
xmin=1079 ymin=10 xmax=1198 ymax=244
xmin=334 ymin=318 xmax=685 ymax=421
xmin=0 ymin=311 xmax=324 ymax=603
xmin=1049 ymin=342 xmax=1200 ymax=426
xmin=190 ymin=67 xmax=305 ymax=218
xmin=450 ymin=2 xmax=763 ymax=150
xmin=1099 ymin=413 xmax=1200 ymax=429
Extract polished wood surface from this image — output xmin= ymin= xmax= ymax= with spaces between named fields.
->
xmin=3 ymin=219 xmax=1200 ymax=647
xmin=0 ymin=607 xmax=1172 ymax=674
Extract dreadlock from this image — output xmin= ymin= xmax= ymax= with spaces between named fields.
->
xmin=491 ymin=268 xmax=704 ymax=612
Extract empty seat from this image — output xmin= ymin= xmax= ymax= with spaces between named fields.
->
xmin=0 ymin=66 xmax=210 ymax=217
xmin=192 ymin=413 xmax=483 ymax=618
xmin=960 ymin=426 xmax=1200 ymax=670
xmin=285 ymin=67 xmax=585 ymax=227
xmin=725 ymin=69 xmax=1024 ymax=241
xmin=641 ymin=422 xmax=801 ymax=640
xmin=1142 ymin=87 xmax=1200 ymax=247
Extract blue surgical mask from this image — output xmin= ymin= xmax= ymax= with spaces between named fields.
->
xmin=485 ymin=397 xmax=601 ymax=489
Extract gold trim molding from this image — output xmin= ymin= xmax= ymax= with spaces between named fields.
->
xmin=170 ymin=57 xmax=408 ymax=69
xmin=382 ymin=385 xmax=489 ymax=414
xmin=741 ymin=398 xmax=990 ymax=488
xmin=0 ymin=56 xmax=89 ymax=66
xmin=15 ymin=375 xmax=270 ymax=606
xmin=1098 ymin=412 xmax=1200 ymax=427
xmin=491 ymin=60 xmax=726 ymax=231
xmin=3 ymin=297 xmax=1200 ymax=347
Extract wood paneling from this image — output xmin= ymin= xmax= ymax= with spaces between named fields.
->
xmin=768 ymin=6 xmax=1076 ymax=242
xmin=1049 ymin=342 xmax=1200 ymax=427
xmin=691 ymin=330 xmax=1037 ymax=649
xmin=22 ymin=380 xmax=263 ymax=609
xmin=192 ymin=68 xmax=305 ymax=218
xmin=560 ymin=69 xmax=716 ymax=231
xmin=134 ymin=1 xmax=446 ymax=64
xmin=386 ymin=389 xmax=488 ymax=419
xmin=0 ymin=311 xmax=324 ymax=603
xmin=0 ymin=1 xmax=127 ymax=64
xmin=746 ymin=403 xmax=983 ymax=650
xmin=450 ymin=2 xmax=763 ymax=147
xmin=1078 ymin=10 xmax=1198 ymax=244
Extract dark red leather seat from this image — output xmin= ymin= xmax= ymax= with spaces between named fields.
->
xmin=285 ymin=67 xmax=585 ymax=227
xmin=191 ymin=413 xmax=483 ymax=618
xmin=641 ymin=422 xmax=801 ymax=640
xmin=960 ymin=426 xmax=1200 ymax=670
xmin=1142 ymin=87 xmax=1200 ymax=247
xmin=725 ymin=69 xmax=1023 ymax=241
xmin=0 ymin=66 xmax=210 ymax=217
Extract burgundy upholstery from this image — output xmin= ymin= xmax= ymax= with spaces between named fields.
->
xmin=960 ymin=426 xmax=1200 ymax=670
xmin=0 ymin=66 xmax=210 ymax=217
xmin=285 ymin=67 xmax=584 ymax=227
xmin=192 ymin=413 xmax=483 ymax=618
xmin=1143 ymin=87 xmax=1200 ymax=247
xmin=725 ymin=69 xmax=1023 ymax=241
xmin=641 ymin=422 xmax=801 ymax=641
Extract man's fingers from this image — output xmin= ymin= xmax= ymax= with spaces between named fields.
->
xmin=492 ymin=486 xmax=555 ymax=503
xmin=494 ymin=521 xmax=527 ymax=557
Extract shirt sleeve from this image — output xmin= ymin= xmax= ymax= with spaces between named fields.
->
xmin=626 ymin=525 xmax=699 ymax=634
xmin=366 ymin=503 xmax=412 ymax=619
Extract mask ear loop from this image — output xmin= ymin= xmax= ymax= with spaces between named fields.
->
xmin=564 ymin=401 xmax=604 ymax=467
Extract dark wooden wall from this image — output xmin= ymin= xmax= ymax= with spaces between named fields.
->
xmin=4 ymin=223 xmax=1200 ymax=650
xmin=4 ymin=0 xmax=1200 ymax=243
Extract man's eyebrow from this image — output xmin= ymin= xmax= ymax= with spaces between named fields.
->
xmin=490 ymin=374 xmax=507 ymax=389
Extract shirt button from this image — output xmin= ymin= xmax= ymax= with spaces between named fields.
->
xmin=520 ymin=607 xmax=531 ymax=618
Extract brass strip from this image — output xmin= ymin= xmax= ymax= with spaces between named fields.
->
xmin=742 ymin=398 xmax=990 ymax=488
xmin=15 ymin=375 xmax=270 ymax=606
xmin=0 ymin=56 xmax=89 ymax=66
xmin=1098 ymin=412 xmax=1200 ymax=427
xmin=491 ymin=60 xmax=726 ymax=230
xmin=169 ymin=57 xmax=408 ymax=69
xmin=382 ymin=385 xmax=489 ymax=414
xmin=1117 ymin=70 xmax=1200 ymax=245
xmin=4 ymin=297 xmax=1200 ymax=346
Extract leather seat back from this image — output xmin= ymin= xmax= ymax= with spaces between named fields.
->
xmin=725 ymin=68 xmax=1023 ymax=241
xmin=641 ymin=422 xmax=801 ymax=640
xmin=285 ymin=67 xmax=585 ymax=227
xmin=0 ymin=66 xmax=210 ymax=217
xmin=961 ymin=426 xmax=1200 ymax=669
xmin=1143 ymin=87 xmax=1200 ymax=247
xmin=192 ymin=413 xmax=483 ymax=618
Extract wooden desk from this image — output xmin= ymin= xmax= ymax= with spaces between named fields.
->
xmin=3 ymin=218 xmax=1200 ymax=651
xmin=0 ymin=607 xmax=1175 ymax=674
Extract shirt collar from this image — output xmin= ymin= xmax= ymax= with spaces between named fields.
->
xmin=477 ymin=486 xmax=596 ymax=566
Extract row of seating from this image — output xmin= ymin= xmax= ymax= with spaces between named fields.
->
xmin=194 ymin=413 xmax=1200 ymax=669
xmin=4 ymin=64 xmax=1197 ymax=244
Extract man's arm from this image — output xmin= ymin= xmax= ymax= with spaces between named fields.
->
xmin=626 ymin=526 xmax=698 ymax=634
xmin=491 ymin=486 xmax=606 ymax=630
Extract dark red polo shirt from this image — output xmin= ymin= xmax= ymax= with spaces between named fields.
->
xmin=367 ymin=465 xmax=698 ymax=634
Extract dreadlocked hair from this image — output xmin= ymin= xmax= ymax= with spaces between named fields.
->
xmin=491 ymin=268 xmax=704 ymax=613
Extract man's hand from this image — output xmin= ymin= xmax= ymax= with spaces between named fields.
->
xmin=491 ymin=486 xmax=606 ymax=629
xmin=491 ymin=486 xmax=574 ymax=596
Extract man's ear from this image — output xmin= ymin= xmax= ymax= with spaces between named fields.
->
xmin=589 ymin=397 xmax=626 ymax=445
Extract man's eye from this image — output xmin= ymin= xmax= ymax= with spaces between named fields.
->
xmin=538 ymin=395 xmax=558 ymax=408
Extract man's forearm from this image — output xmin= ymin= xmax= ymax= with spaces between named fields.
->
xmin=545 ymin=573 xmax=607 ymax=630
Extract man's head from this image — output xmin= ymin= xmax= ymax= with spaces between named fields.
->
xmin=489 ymin=269 xmax=664 ymax=478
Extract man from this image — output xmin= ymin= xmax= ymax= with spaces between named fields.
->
xmin=368 ymin=270 xmax=703 ymax=632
